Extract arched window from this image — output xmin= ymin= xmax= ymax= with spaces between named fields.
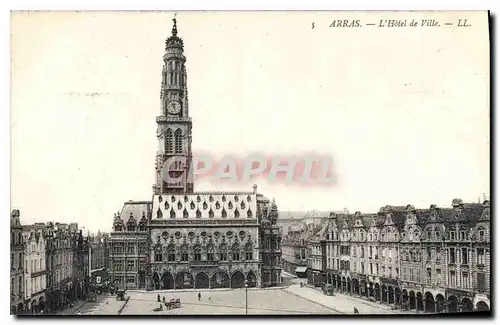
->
xmin=174 ymin=129 xmax=182 ymax=153
xmin=174 ymin=72 xmax=178 ymax=85
xmin=167 ymin=245 xmax=176 ymax=262
xmin=166 ymin=129 xmax=173 ymax=154
xmin=478 ymin=227 xmax=485 ymax=240
xmin=169 ymin=72 xmax=173 ymax=85
xmin=194 ymin=245 xmax=202 ymax=261
xmin=247 ymin=209 xmax=252 ymax=218
xmin=154 ymin=246 xmax=163 ymax=262
xmin=219 ymin=244 xmax=227 ymax=261
xmin=232 ymin=244 xmax=240 ymax=261
xmin=181 ymin=245 xmax=189 ymax=261
xmin=207 ymin=245 xmax=215 ymax=261
xmin=245 ymin=244 xmax=253 ymax=261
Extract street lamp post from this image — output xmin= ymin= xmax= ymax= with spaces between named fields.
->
xmin=244 ymin=279 xmax=248 ymax=315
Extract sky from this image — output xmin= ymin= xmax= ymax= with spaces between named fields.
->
xmin=10 ymin=11 xmax=490 ymax=232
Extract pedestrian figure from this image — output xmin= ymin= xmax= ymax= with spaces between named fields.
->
xmin=353 ymin=307 xmax=359 ymax=314
xmin=157 ymin=294 xmax=161 ymax=302
xmin=198 ymin=292 xmax=201 ymax=301
xmin=209 ymin=296 xmax=211 ymax=301
xmin=162 ymin=296 xmax=166 ymax=303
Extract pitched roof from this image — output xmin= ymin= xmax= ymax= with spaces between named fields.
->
xmin=120 ymin=201 xmax=152 ymax=223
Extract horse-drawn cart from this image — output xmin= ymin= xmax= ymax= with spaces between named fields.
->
xmin=165 ymin=298 xmax=181 ymax=310
xmin=87 ymin=292 xmax=97 ymax=302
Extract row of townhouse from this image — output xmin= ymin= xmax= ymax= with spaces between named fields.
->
xmin=301 ymin=199 xmax=490 ymax=313
xmin=9 ymin=210 xmax=94 ymax=314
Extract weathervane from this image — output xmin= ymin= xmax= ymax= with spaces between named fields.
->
xmin=172 ymin=13 xmax=178 ymax=37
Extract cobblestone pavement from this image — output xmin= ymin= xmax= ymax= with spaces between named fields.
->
xmin=284 ymin=284 xmax=407 ymax=314
xmin=87 ymin=289 xmax=337 ymax=315
xmin=82 ymin=295 xmax=128 ymax=315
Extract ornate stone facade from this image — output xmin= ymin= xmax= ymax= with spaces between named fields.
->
xmin=109 ymin=202 xmax=151 ymax=290
xmin=154 ymin=17 xmax=193 ymax=195
xmin=22 ymin=224 xmax=48 ymax=314
xmin=10 ymin=210 xmax=25 ymax=314
xmin=318 ymin=199 xmax=490 ymax=313
xmin=110 ymin=17 xmax=283 ymax=290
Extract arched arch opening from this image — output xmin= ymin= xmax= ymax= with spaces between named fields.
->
xmin=424 ymin=292 xmax=435 ymax=313
xmin=175 ymin=271 xmax=194 ymax=289
xmin=352 ymin=278 xmax=360 ymax=295
xmin=360 ymin=280 xmax=368 ymax=297
xmin=416 ymin=292 xmax=424 ymax=311
xmin=476 ymin=301 xmax=489 ymax=311
xmin=38 ymin=296 xmax=45 ymax=313
xmin=448 ymin=295 xmax=458 ymax=313
xmin=161 ymin=272 xmax=174 ymax=289
xmin=409 ymin=291 xmax=416 ymax=310
xmin=246 ymin=271 xmax=257 ymax=287
xmin=388 ymin=286 xmax=394 ymax=304
xmin=394 ymin=287 xmax=401 ymax=305
xmin=436 ymin=294 xmax=445 ymax=312
xmin=381 ymin=284 xmax=388 ymax=303
xmin=401 ymin=289 xmax=409 ymax=309
xmin=195 ymin=272 xmax=209 ymax=289
xmin=211 ymin=271 xmax=230 ymax=289
xmin=231 ymin=271 xmax=245 ymax=288
xmin=347 ymin=277 xmax=351 ymax=293
xmin=460 ymin=298 xmax=473 ymax=312
xmin=375 ymin=283 xmax=381 ymax=301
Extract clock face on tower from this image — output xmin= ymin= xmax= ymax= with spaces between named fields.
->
xmin=167 ymin=101 xmax=181 ymax=115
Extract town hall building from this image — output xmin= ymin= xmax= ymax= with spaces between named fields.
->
xmin=109 ymin=18 xmax=282 ymax=290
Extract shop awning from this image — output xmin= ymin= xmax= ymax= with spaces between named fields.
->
xmin=295 ymin=267 xmax=308 ymax=273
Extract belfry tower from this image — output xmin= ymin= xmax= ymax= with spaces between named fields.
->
xmin=153 ymin=17 xmax=194 ymax=195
